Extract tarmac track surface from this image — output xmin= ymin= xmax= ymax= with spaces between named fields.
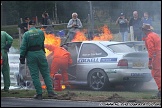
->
xmin=1 ymin=97 xmax=102 ymax=107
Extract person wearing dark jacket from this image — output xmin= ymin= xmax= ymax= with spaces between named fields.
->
xmin=129 ymin=11 xmax=143 ymax=41
xmin=19 ymin=17 xmax=30 ymax=33
xmin=41 ymin=12 xmax=52 ymax=25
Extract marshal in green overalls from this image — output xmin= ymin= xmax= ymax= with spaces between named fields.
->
xmin=1 ymin=31 xmax=13 ymax=91
xmin=20 ymin=26 xmax=54 ymax=95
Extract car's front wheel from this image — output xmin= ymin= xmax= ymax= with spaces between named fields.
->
xmin=88 ymin=69 xmax=109 ymax=91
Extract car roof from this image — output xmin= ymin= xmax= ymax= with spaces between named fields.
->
xmin=66 ymin=41 xmax=145 ymax=46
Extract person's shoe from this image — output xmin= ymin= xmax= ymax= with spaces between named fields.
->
xmin=48 ymin=92 xmax=57 ymax=98
xmin=157 ymin=91 xmax=161 ymax=99
xmin=1 ymin=89 xmax=9 ymax=92
xmin=33 ymin=94 xmax=42 ymax=100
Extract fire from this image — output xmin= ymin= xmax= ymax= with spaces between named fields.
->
xmin=41 ymin=28 xmax=61 ymax=56
xmin=71 ymin=25 xmax=113 ymax=42
xmin=42 ymin=24 xmax=112 ymax=47
xmin=93 ymin=25 xmax=113 ymax=41
xmin=41 ymin=84 xmax=66 ymax=90
xmin=72 ymin=31 xmax=88 ymax=42
xmin=41 ymin=25 xmax=113 ymax=56
xmin=39 ymin=25 xmax=113 ymax=90
xmin=42 ymin=85 xmax=47 ymax=89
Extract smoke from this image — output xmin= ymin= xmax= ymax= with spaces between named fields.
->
xmin=142 ymin=79 xmax=158 ymax=90
xmin=9 ymin=46 xmax=19 ymax=54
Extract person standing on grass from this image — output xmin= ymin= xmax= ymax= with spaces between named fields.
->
xmin=1 ymin=31 xmax=13 ymax=92
xmin=142 ymin=24 xmax=161 ymax=99
xmin=19 ymin=20 xmax=57 ymax=100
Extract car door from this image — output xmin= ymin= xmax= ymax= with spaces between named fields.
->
xmin=66 ymin=42 xmax=82 ymax=80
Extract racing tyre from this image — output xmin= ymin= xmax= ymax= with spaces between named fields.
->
xmin=88 ymin=69 xmax=109 ymax=91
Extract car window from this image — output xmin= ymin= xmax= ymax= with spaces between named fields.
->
xmin=108 ymin=44 xmax=135 ymax=53
xmin=79 ymin=43 xmax=108 ymax=58
xmin=125 ymin=43 xmax=147 ymax=52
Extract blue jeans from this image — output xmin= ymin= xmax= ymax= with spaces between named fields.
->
xmin=120 ymin=31 xmax=128 ymax=42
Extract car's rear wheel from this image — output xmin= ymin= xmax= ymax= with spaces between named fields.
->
xmin=88 ymin=69 xmax=109 ymax=91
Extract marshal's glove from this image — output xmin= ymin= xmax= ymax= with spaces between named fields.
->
xmin=148 ymin=58 xmax=152 ymax=70
xmin=19 ymin=56 xmax=25 ymax=64
xmin=3 ymin=44 xmax=11 ymax=52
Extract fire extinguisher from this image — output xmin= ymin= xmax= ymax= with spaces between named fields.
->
xmin=54 ymin=73 xmax=62 ymax=91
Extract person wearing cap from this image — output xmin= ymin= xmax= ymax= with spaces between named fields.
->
xmin=142 ymin=24 xmax=161 ymax=99
xmin=129 ymin=11 xmax=143 ymax=41
xmin=67 ymin=12 xmax=83 ymax=41
xmin=1 ymin=31 xmax=13 ymax=92
xmin=116 ymin=13 xmax=129 ymax=42
xmin=19 ymin=20 xmax=57 ymax=100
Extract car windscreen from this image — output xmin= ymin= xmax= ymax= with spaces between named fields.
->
xmin=107 ymin=44 xmax=135 ymax=53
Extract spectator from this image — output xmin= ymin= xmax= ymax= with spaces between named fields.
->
xmin=45 ymin=44 xmax=73 ymax=88
xmin=67 ymin=12 xmax=83 ymax=41
xmin=19 ymin=17 xmax=30 ymax=33
xmin=142 ymin=12 xmax=153 ymax=26
xmin=19 ymin=20 xmax=57 ymax=100
xmin=141 ymin=12 xmax=153 ymax=38
xmin=41 ymin=11 xmax=52 ymax=25
xmin=142 ymin=24 xmax=161 ymax=99
xmin=115 ymin=13 xmax=129 ymax=42
xmin=1 ymin=31 xmax=13 ymax=92
xmin=129 ymin=11 xmax=143 ymax=41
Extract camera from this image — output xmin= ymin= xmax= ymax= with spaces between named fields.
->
xmin=74 ymin=25 xmax=78 ymax=28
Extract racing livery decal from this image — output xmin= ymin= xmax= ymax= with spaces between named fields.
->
xmin=100 ymin=58 xmax=117 ymax=62
xmin=78 ymin=58 xmax=99 ymax=63
xmin=78 ymin=58 xmax=117 ymax=63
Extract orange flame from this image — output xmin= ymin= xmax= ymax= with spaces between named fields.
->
xmin=39 ymin=25 xmax=113 ymax=89
xmin=41 ymin=25 xmax=113 ymax=56
xmin=93 ymin=25 xmax=113 ymax=41
xmin=41 ymin=84 xmax=66 ymax=90
xmin=41 ymin=28 xmax=61 ymax=56
xmin=71 ymin=25 xmax=113 ymax=42
xmin=72 ymin=31 xmax=88 ymax=42
xmin=42 ymin=85 xmax=47 ymax=89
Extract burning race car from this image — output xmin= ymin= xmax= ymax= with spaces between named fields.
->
xmin=46 ymin=40 xmax=152 ymax=91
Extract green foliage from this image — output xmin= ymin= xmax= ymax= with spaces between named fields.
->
xmin=2 ymin=1 xmax=161 ymax=25
xmin=1 ymin=25 xmax=19 ymax=39
xmin=12 ymin=39 xmax=20 ymax=49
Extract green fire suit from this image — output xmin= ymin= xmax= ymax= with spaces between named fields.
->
xmin=1 ymin=31 xmax=13 ymax=90
xmin=20 ymin=27 xmax=53 ymax=95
